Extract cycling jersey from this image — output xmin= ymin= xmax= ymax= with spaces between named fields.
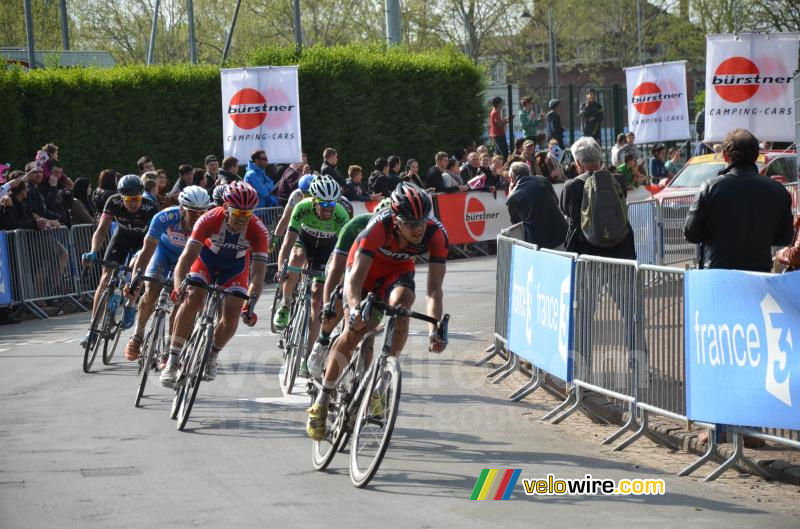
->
xmin=348 ymin=209 xmax=449 ymax=267
xmin=144 ymin=206 xmax=190 ymax=279
xmin=188 ymin=206 xmax=270 ymax=264
xmin=288 ymin=198 xmax=350 ymax=247
xmin=334 ymin=213 xmax=371 ymax=256
xmin=101 ymin=194 xmax=158 ymax=236
xmin=286 ymin=189 xmax=307 ymax=209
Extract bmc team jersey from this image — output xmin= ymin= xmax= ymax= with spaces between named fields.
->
xmin=288 ymin=198 xmax=350 ymax=250
xmin=146 ymin=206 xmax=189 ymax=259
xmin=188 ymin=206 xmax=270 ymax=264
xmin=334 ymin=213 xmax=371 ymax=256
xmin=102 ymin=193 xmax=158 ymax=236
xmin=348 ymin=209 xmax=449 ymax=267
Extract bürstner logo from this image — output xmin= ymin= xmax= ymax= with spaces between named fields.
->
xmin=464 ymin=196 xmax=499 ymax=239
xmin=712 ymin=57 xmax=792 ymax=103
xmin=228 ymin=88 xmax=296 ymax=129
xmin=631 ymin=82 xmax=682 ymax=115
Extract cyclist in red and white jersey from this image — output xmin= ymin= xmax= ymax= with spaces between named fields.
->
xmin=160 ymin=181 xmax=269 ymax=387
xmin=306 ymin=182 xmax=450 ymax=440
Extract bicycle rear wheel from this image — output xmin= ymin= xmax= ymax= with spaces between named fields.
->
xmin=270 ymin=284 xmax=283 ymax=334
xmin=283 ymin=296 xmax=309 ymax=394
xmin=102 ymin=295 xmax=122 ymax=365
xmin=134 ymin=311 xmax=164 ymax=408
xmin=83 ymin=290 xmax=108 ymax=373
xmin=349 ymin=356 xmax=402 ymax=488
xmin=177 ymin=323 xmax=213 ymax=431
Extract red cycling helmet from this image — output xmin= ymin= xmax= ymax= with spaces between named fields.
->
xmin=224 ymin=181 xmax=259 ymax=210
xmin=390 ymin=182 xmax=431 ymax=221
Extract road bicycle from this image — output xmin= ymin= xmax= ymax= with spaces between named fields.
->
xmin=310 ymin=293 xmax=449 ymax=488
xmin=82 ymin=259 xmax=130 ymax=373
xmin=133 ymin=272 xmax=173 ymax=408
xmin=280 ymin=265 xmax=323 ymax=394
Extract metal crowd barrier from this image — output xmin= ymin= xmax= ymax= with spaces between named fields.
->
xmin=657 ymin=193 xmax=698 ymax=266
xmin=253 ymin=206 xmax=284 ymax=268
xmin=69 ymin=223 xmax=103 ymax=297
xmin=627 ymin=199 xmax=659 ymax=265
xmin=2 ymin=230 xmax=24 ymax=308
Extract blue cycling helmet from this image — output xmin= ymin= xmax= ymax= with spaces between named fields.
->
xmin=298 ymin=174 xmax=314 ymax=193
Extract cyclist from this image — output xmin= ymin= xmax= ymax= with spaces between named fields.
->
xmin=272 ymin=175 xmax=350 ymax=377
xmin=306 ymin=183 xmax=449 ymax=441
xmin=271 ymin=173 xmax=315 ymax=252
xmin=122 ymin=186 xmax=211 ymax=361
xmin=80 ymin=175 xmax=158 ymax=347
xmin=160 ymin=181 xmax=268 ymax=387
xmin=307 ymin=197 xmax=392 ymax=379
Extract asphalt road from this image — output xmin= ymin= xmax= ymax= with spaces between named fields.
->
xmin=1 ymin=256 xmax=797 ymax=528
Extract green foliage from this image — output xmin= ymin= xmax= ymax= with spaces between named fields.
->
xmin=1 ymin=45 xmax=484 ymax=181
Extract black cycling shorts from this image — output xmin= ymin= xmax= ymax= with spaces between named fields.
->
xmin=103 ymin=230 xmax=144 ymax=266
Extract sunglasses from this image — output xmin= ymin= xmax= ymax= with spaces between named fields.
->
xmin=315 ymin=200 xmax=337 ymax=209
xmin=122 ymin=195 xmax=143 ymax=204
xmin=397 ymin=218 xmax=426 ymax=230
xmin=228 ymin=207 xmax=253 ymax=219
xmin=258 ymin=157 xmax=268 ymax=161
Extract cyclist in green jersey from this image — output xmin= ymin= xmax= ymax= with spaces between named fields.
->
xmin=273 ymin=175 xmax=349 ymax=375
xmin=307 ymin=198 xmax=392 ymax=379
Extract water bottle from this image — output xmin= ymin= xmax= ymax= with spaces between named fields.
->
xmin=108 ymin=292 xmax=122 ymax=315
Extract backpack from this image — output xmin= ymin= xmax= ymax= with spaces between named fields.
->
xmin=578 ymin=170 xmax=628 ymax=248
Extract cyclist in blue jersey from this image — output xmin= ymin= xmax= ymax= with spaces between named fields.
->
xmin=122 ymin=186 xmax=210 ymax=361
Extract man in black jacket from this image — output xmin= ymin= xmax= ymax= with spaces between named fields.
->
xmin=579 ymin=89 xmax=604 ymax=142
xmin=684 ymin=128 xmax=794 ymax=272
xmin=320 ymin=147 xmax=346 ymax=189
xmin=425 ymin=151 xmax=468 ymax=194
xmin=505 ymin=162 xmax=567 ymax=249
xmin=0 ymin=183 xmax=36 ymax=230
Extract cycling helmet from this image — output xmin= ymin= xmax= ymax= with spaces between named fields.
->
xmin=338 ymin=196 xmax=353 ymax=219
xmin=374 ymin=197 xmax=392 ymax=213
xmin=178 ymin=185 xmax=211 ymax=210
xmin=212 ymin=184 xmax=227 ymax=206
xmin=390 ymin=182 xmax=431 ymax=221
xmin=117 ymin=174 xmax=144 ymax=197
xmin=309 ymin=175 xmax=341 ymax=202
xmin=223 ymin=181 xmax=259 ymax=210
xmin=298 ymin=173 xmax=314 ymax=193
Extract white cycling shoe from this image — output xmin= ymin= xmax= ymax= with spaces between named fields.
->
xmin=308 ymin=341 xmax=330 ymax=380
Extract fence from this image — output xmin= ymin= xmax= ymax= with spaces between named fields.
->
xmin=491 ymin=234 xmax=799 ymax=481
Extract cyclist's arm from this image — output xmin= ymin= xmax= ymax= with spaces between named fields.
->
xmin=323 ymin=253 xmax=347 ymax=304
xmin=426 ymin=262 xmax=446 ymax=334
xmin=132 ymin=236 xmax=159 ymax=278
xmin=248 ymin=260 xmax=267 ymax=303
xmin=345 ymin=251 xmax=372 ymax=311
xmin=273 ymin=204 xmax=294 ymax=238
xmin=173 ymin=242 xmax=202 ymax=294
xmin=89 ymin=214 xmax=113 ymax=255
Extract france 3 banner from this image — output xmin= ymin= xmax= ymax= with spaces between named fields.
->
xmin=624 ymin=61 xmax=690 ymax=143
xmin=434 ymin=191 xmax=512 ymax=245
xmin=704 ymin=33 xmax=800 ymax=142
xmin=506 ymin=245 xmax=574 ymax=381
xmin=220 ymin=66 xmax=302 ymax=164
xmin=685 ymin=270 xmax=800 ymax=430
xmin=0 ymin=231 xmax=12 ymax=305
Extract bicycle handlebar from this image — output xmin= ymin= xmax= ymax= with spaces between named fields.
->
xmin=358 ymin=293 xmax=450 ymax=343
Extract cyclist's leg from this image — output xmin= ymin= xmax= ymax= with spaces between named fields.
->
xmin=379 ymin=265 xmax=416 ymax=355
xmin=168 ymin=254 xmax=211 ymax=357
xmin=91 ymin=265 xmax=114 ymax=319
xmin=204 ymin=257 xmax=248 ymax=380
xmin=280 ymin=244 xmax=306 ymax=304
xmin=127 ymin=247 xmax=171 ymax=356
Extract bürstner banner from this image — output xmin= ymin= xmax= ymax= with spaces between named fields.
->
xmin=685 ymin=270 xmax=800 ymax=430
xmin=704 ymin=33 xmax=800 ymax=142
xmin=625 ymin=61 xmax=690 ymax=143
xmin=221 ymin=66 xmax=302 ymax=164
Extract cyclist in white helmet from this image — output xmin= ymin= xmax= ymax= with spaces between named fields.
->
xmin=122 ymin=185 xmax=211 ymax=361
xmin=273 ymin=175 xmax=350 ymax=377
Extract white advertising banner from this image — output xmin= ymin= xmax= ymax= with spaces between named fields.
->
xmin=625 ymin=61 xmax=690 ymax=143
xmin=220 ymin=66 xmax=302 ymax=164
xmin=704 ymin=33 xmax=799 ymax=142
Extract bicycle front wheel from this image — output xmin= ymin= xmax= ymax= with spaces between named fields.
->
xmin=102 ymin=296 xmax=122 ymax=365
xmin=83 ymin=289 xmax=108 ymax=373
xmin=134 ymin=311 xmax=164 ymax=408
xmin=349 ymin=356 xmax=402 ymax=488
xmin=177 ymin=323 xmax=213 ymax=431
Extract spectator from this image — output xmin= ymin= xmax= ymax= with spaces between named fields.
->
xmin=244 ymin=150 xmax=279 ymax=208
xmin=460 ymin=152 xmax=480 ymax=184
xmin=275 ymin=153 xmax=307 ymax=205
xmin=344 ymin=165 xmax=376 ymax=202
xmin=154 ymin=169 xmax=172 ymax=209
xmin=579 ymin=88 xmax=604 ymax=142
xmin=489 ymin=96 xmax=509 ymax=159
xmin=547 ymin=140 xmax=565 ymax=181
xmin=321 ymin=147 xmax=346 ymax=189
xmin=25 ymin=169 xmax=62 ymax=228
xmin=512 ymin=137 xmax=526 ymax=157
xmin=37 ymin=143 xmax=60 ymax=180
xmin=505 ymin=161 xmax=567 ymax=249
xmin=137 ymin=156 xmax=155 ymax=175
xmin=712 ymin=143 xmax=723 ymax=154
xmin=386 ymin=155 xmax=402 ymax=190
xmin=401 ymin=159 xmax=424 ymax=188
xmin=561 ymin=136 xmax=636 ymax=259
xmin=204 ymin=155 xmax=219 ymax=193
xmin=452 ymin=148 xmax=467 ymax=165
xmin=694 ymin=106 xmax=705 ymax=142
xmin=367 ymin=158 xmax=393 ymax=198
xmin=649 ymin=145 xmax=668 ymax=185
xmin=192 ymin=167 xmax=208 ymax=189
xmin=775 ymin=216 xmax=800 ymax=271
xmin=217 ymin=156 xmax=240 ymax=185
xmin=521 ymin=140 xmax=536 ymax=168
xmin=684 ymin=128 xmax=793 ymax=272
xmin=142 ymin=172 xmax=160 ymax=205
xmin=617 ymin=154 xmax=638 ymax=190
xmin=621 ymin=132 xmax=645 ymax=175
xmin=171 ymin=164 xmax=194 ymax=195
xmin=425 ymin=151 xmax=467 ymax=194
xmin=546 ymin=99 xmax=564 ymax=149
xmin=442 ymin=159 xmax=464 ymax=190
xmin=610 ymin=133 xmax=627 ymax=166
xmin=92 ymin=169 xmax=117 ymax=217
xmin=664 ymin=147 xmax=684 ymax=178
xmin=518 ymin=96 xmax=544 ymax=141
xmin=0 ymin=181 xmax=36 ymax=230
xmin=71 ymin=177 xmax=96 ymax=224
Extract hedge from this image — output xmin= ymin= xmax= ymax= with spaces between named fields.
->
xmin=0 ymin=45 xmax=485 ymax=183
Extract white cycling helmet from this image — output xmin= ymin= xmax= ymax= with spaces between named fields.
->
xmin=309 ymin=175 xmax=341 ymax=202
xmin=178 ymin=185 xmax=211 ymax=210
